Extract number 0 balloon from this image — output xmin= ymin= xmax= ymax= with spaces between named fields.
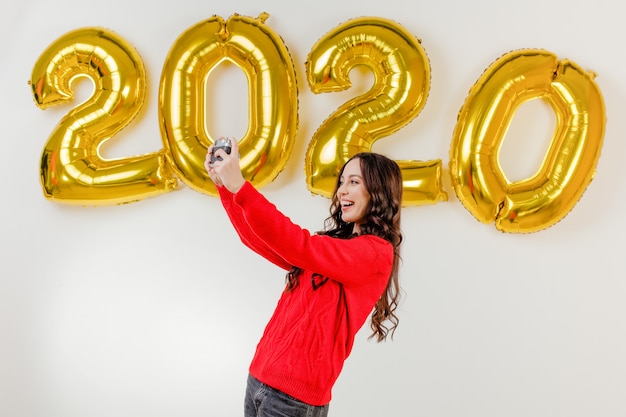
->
xmin=159 ymin=13 xmax=298 ymax=196
xmin=449 ymin=49 xmax=606 ymax=233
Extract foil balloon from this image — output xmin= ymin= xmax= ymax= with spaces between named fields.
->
xmin=449 ymin=49 xmax=605 ymax=233
xmin=159 ymin=13 xmax=298 ymax=196
xmin=30 ymin=27 xmax=178 ymax=205
xmin=304 ymin=16 xmax=446 ymax=205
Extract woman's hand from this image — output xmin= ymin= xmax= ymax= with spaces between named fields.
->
xmin=204 ymin=137 xmax=245 ymax=193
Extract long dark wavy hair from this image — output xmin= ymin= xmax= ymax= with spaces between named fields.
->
xmin=286 ymin=152 xmax=403 ymax=342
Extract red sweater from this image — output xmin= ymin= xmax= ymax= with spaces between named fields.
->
xmin=219 ymin=182 xmax=393 ymax=406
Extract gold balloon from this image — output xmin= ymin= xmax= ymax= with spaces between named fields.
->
xmin=159 ymin=13 xmax=298 ymax=196
xmin=30 ymin=27 xmax=178 ymax=205
xmin=304 ymin=17 xmax=447 ymax=205
xmin=449 ymin=49 xmax=606 ymax=232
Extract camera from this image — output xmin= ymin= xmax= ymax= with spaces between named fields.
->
xmin=210 ymin=137 xmax=232 ymax=164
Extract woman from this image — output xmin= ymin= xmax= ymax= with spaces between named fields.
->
xmin=205 ymin=137 xmax=403 ymax=417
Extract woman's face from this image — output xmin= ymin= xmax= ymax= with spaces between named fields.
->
xmin=337 ymin=158 xmax=371 ymax=233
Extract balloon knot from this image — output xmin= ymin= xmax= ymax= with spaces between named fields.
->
xmin=217 ymin=24 xmax=229 ymax=42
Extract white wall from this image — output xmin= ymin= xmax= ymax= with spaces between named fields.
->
xmin=1 ymin=1 xmax=624 ymax=416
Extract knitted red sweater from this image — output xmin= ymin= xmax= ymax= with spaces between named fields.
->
xmin=219 ymin=182 xmax=393 ymax=406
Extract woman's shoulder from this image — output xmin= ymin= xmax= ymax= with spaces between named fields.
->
xmin=351 ymin=233 xmax=394 ymax=257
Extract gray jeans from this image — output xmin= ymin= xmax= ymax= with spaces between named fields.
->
xmin=244 ymin=374 xmax=330 ymax=417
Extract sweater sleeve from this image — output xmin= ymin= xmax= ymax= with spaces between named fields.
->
xmin=232 ymin=182 xmax=393 ymax=287
xmin=218 ymin=185 xmax=293 ymax=271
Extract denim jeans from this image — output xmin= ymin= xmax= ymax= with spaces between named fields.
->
xmin=244 ymin=374 xmax=330 ymax=417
